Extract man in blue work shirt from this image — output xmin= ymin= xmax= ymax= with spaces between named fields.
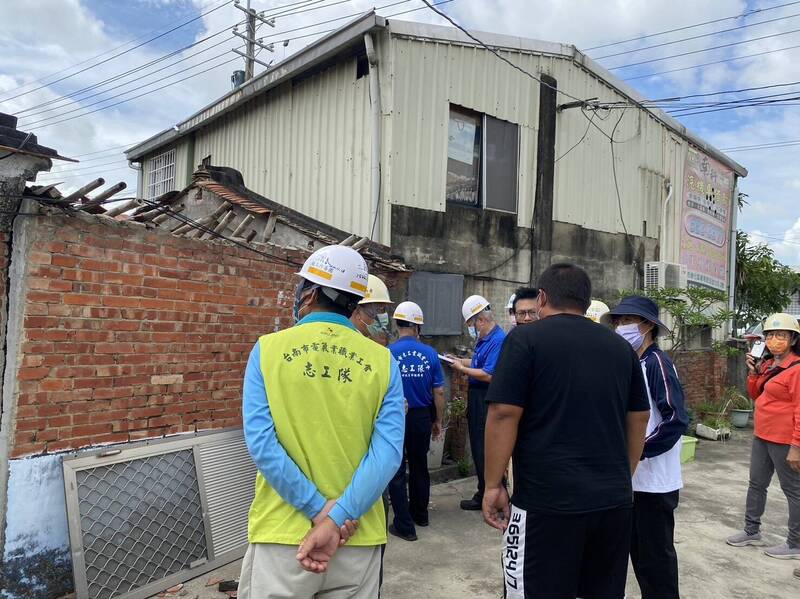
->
xmin=387 ymin=302 xmax=446 ymax=541
xmin=447 ymin=294 xmax=506 ymax=511
xmin=239 ymin=245 xmax=405 ymax=597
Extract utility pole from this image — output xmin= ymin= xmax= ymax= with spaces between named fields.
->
xmin=233 ymin=0 xmax=277 ymax=80
xmin=244 ymin=0 xmax=255 ymax=80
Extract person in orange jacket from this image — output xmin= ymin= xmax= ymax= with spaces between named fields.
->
xmin=727 ymin=313 xmax=800 ymax=560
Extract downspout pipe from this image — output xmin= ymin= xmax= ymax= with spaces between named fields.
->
xmin=660 ymin=181 xmax=673 ymax=261
xmin=728 ymin=178 xmax=740 ymax=335
xmin=364 ymin=33 xmax=382 ymax=244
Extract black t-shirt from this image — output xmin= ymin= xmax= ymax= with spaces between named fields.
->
xmin=486 ymin=313 xmax=649 ymax=514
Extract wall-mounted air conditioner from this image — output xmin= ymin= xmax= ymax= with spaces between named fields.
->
xmin=644 ymin=261 xmax=688 ymax=291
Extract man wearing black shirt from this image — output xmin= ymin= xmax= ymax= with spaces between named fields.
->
xmin=483 ymin=263 xmax=650 ymax=598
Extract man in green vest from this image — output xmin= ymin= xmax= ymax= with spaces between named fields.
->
xmin=238 ymin=245 xmax=405 ymax=598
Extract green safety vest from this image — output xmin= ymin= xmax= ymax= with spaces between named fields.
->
xmin=248 ymin=319 xmax=392 ymax=546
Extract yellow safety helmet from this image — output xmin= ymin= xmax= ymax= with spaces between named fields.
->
xmin=359 ymin=274 xmax=393 ymax=305
xmin=763 ymin=313 xmax=800 ymax=335
xmin=586 ymin=300 xmax=610 ymax=323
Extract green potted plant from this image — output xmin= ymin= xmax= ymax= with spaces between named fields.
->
xmin=695 ymin=397 xmax=732 ymax=441
xmin=727 ymin=387 xmax=753 ymax=428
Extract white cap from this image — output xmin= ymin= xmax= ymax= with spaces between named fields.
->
xmin=506 ymin=294 xmax=516 ymax=311
xmin=586 ymin=300 xmax=610 ymax=323
xmin=462 ymin=294 xmax=490 ymax=322
xmin=297 ymin=245 xmax=369 ymax=297
xmin=359 ymin=274 xmax=393 ymax=305
xmin=393 ymin=301 xmax=424 ymax=325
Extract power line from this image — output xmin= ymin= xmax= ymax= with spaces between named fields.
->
xmin=0 ymin=0 xmax=233 ymax=98
xmin=624 ymin=42 xmax=800 ymax=81
xmin=28 ymin=57 xmax=241 ymax=131
xmin=669 ymin=94 xmax=800 ymax=117
xmin=721 ymin=139 xmax=800 ymax=151
xmin=19 ymin=43 xmax=245 ymax=127
xmin=585 ymin=0 xmax=800 ymax=51
xmin=1 ymin=0 xmax=234 ymax=104
xmin=17 ymin=34 xmax=241 ymax=122
xmin=608 ymin=25 xmax=800 ymax=70
xmin=45 ymin=158 xmax=129 ymax=176
xmin=419 ymin=0 xmax=585 ymax=103
xmin=23 ymin=0 xmax=455 ymax=132
xmin=595 ymin=9 xmax=800 ymax=60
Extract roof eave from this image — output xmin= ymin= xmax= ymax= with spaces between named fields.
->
xmin=125 ymin=11 xmax=385 ymax=161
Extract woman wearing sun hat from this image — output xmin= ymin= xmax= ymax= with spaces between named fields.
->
xmin=727 ymin=313 xmax=800 ymax=560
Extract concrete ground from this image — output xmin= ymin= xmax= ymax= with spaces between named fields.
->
xmin=157 ymin=429 xmax=799 ymax=598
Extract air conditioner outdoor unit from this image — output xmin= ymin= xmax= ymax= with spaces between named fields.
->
xmin=644 ymin=261 xmax=688 ymax=291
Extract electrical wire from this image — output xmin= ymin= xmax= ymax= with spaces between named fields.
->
xmin=624 ymin=42 xmax=800 ymax=81
xmin=594 ymin=9 xmax=800 ymax=60
xmin=23 ymin=0 xmax=456 ymax=131
xmin=19 ymin=43 xmax=246 ymax=127
xmin=1 ymin=0 xmax=234 ymax=104
xmin=554 ymin=109 xmax=596 ymax=163
xmin=27 ymin=55 xmax=241 ymax=131
xmin=419 ymin=0 xmax=586 ymax=103
xmin=585 ymin=0 xmax=800 ymax=51
xmin=721 ymin=139 xmax=800 ymax=151
xmin=0 ymin=0 xmax=234 ymax=98
xmin=608 ymin=25 xmax=800 ymax=70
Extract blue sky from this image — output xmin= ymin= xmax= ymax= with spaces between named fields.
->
xmin=1 ymin=0 xmax=798 ymax=266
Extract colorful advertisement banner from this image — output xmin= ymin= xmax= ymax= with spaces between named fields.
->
xmin=679 ymin=148 xmax=734 ymax=291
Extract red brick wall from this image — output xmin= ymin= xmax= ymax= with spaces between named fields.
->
xmin=11 ymin=214 xmax=312 ymax=457
xmin=673 ymin=350 xmax=728 ymax=408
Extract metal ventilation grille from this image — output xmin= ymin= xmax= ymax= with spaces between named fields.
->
xmin=197 ymin=435 xmax=256 ymax=557
xmin=74 ymin=450 xmax=207 ymax=599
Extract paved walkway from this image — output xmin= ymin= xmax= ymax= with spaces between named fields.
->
xmin=161 ymin=430 xmax=800 ymax=598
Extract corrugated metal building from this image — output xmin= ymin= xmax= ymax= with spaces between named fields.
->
xmin=126 ymin=12 xmax=746 ymax=341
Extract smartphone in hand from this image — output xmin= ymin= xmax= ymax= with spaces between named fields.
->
xmin=750 ymin=339 xmax=766 ymax=359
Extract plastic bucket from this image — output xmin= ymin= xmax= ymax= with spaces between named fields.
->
xmin=680 ymin=435 xmax=698 ymax=463
xmin=427 ymin=429 xmax=447 ymax=469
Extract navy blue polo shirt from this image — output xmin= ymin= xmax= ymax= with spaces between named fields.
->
xmin=389 ymin=336 xmax=445 ymax=409
xmin=470 ymin=324 xmax=506 ymax=389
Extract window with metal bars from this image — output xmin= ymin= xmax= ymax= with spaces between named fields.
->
xmin=147 ymin=148 xmax=176 ymax=200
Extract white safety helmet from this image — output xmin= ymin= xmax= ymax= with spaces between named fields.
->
xmin=297 ymin=245 xmax=369 ymax=297
xmin=763 ymin=312 xmax=800 ymax=335
xmin=586 ymin=300 xmax=610 ymax=323
xmin=462 ymin=294 xmax=490 ymax=322
xmin=393 ymin=301 xmax=424 ymax=325
xmin=359 ymin=274 xmax=393 ymax=305
xmin=506 ymin=294 xmax=516 ymax=312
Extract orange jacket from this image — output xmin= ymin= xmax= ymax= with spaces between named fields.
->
xmin=747 ymin=352 xmax=800 ymax=446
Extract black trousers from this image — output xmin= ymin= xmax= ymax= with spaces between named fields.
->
xmin=502 ymin=504 xmax=632 ymax=598
xmin=388 ymin=407 xmax=432 ymax=535
xmin=467 ymin=386 xmax=489 ymax=499
xmin=631 ymin=490 xmax=680 ymax=599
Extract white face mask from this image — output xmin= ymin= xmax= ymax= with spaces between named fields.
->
xmin=467 ymin=325 xmax=478 ymax=339
xmin=616 ymin=323 xmax=645 ymax=351
xmin=508 ymin=314 xmax=517 ymax=328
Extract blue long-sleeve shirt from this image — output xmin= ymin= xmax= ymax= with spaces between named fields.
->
xmin=242 ymin=312 xmax=405 ymax=527
xmin=641 ymin=345 xmax=689 ymax=459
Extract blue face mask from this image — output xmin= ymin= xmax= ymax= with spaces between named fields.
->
xmin=467 ymin=325 xmax=478 ymax=339
xmin=367 ymin=320 xmax=385 ymax=338
xmin=616 ymin=323 xmax=644 ymax=351
xmin=376 ymin=313 xmax=390 ymax=329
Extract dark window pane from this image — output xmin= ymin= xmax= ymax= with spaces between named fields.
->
xmin=446 ymin=108 xmax=482 ymax=206
xmin=408 ymin=272 xmax=465 ymax=336
xmin=484 ymin=115 xmax=518 ymax=213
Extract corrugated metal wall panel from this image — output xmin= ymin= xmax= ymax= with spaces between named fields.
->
xmin=551 ymin=60 xmax=668 ymax=237
xmin=386 ymin=37 xmax=540 ymax=227
xmin=191 ymin=58 xmax=373 ymax=236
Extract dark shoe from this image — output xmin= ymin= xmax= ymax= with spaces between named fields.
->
xmin=413 ymin=518 xmax=429 ymax=527
xmin=459 ymin=497 xmax=482 ymax=511
xmin=388 ymin=524 xmax=417 ymax=542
